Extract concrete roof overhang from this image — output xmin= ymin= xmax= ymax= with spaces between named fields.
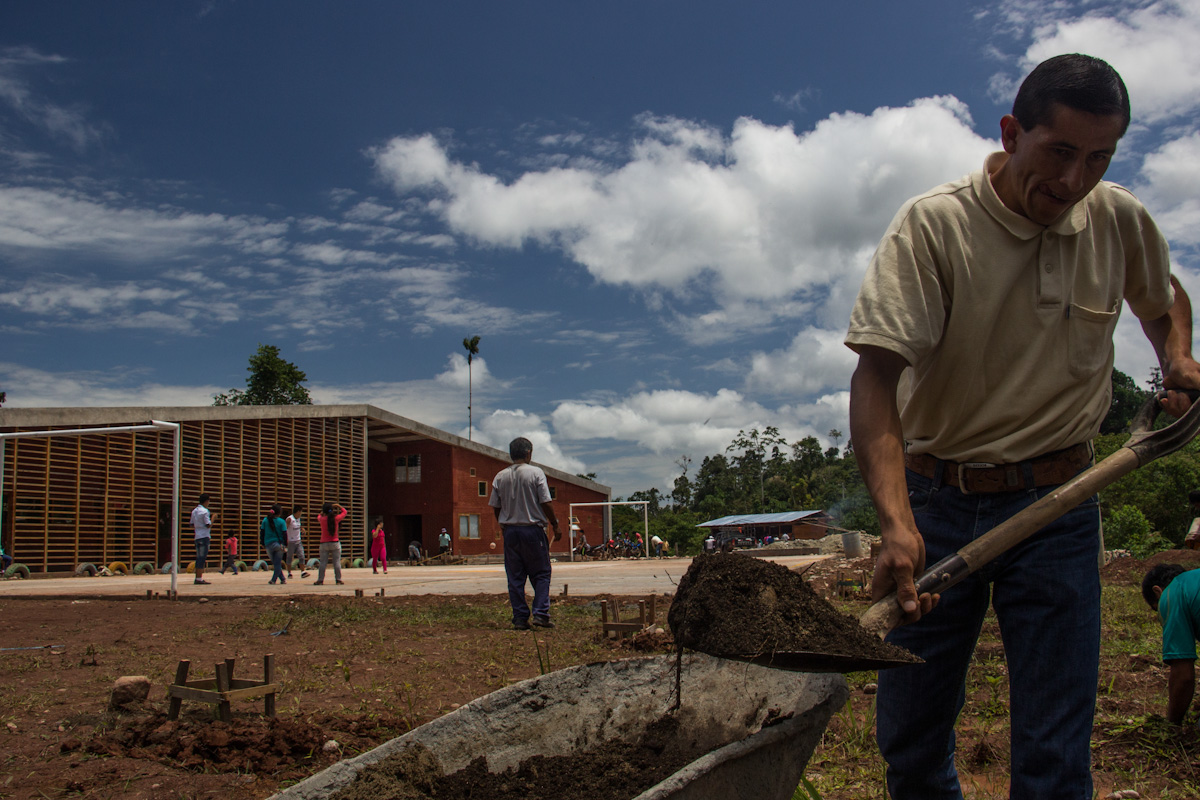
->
xmin=0 ymin=404 xmax=610 ymax=496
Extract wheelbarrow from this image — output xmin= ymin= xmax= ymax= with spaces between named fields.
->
xmin=268 ymin=653 xmax=848 ymax=800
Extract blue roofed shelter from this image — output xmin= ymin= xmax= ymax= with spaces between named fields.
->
xmin=697 ymin=511 xmax=832 ymax=545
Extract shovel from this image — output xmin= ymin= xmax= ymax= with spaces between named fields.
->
xmin=743 ymin=390 xmax=1200 ymax=673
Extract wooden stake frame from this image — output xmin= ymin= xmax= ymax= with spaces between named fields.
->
xmin=167 ymin=654 xmax=277 ymax=723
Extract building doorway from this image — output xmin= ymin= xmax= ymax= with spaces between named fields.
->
xmin=395 ymin=514 xmax=422 ymax=557
xmin=157 ymin=501 xmax=173 ymax=566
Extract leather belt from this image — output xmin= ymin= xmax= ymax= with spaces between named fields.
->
xmin=904 ymin=443 xmax=1093 ymax=494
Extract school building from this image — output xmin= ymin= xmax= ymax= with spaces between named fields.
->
xmin=0 ymin=405 xmax=611 ymax=575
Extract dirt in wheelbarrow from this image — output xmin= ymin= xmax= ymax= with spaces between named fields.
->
xmin=330 ymin=715 xmax=699 ymax=800
xmin=668 ymin=553 xmax=919 ymax=666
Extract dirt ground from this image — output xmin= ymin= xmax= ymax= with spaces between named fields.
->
xmin=3 ymin=551 xmax=1200 ymax=799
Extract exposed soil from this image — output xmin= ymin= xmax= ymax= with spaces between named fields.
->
xmin=331 ymin=716 xmax=700 ymax=800
xmin=667 ymin=553 xmax=919 ymax=667
xmin=2 ymin=553 xmax=1199 ymax=799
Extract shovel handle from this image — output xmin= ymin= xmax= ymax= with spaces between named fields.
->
xmin=861 ymin=391 xmax=1200 ymax=640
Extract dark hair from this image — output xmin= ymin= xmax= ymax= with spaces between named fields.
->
xmin=509 ymin=437 xmax=533 ymax=461
xmin=270 ymin=503 xmax=282 ymax=518
xmin=1189 ymin=490 xmax=1200 ymax=504
xmin=1142 ymin=563 xmax=1188 ymax=608
xmin=321 ymin=502 xmax=333 ymax=517
xmin=1012 ymin=54 xmax=1130 ymax=136
xmin=199 ymin=493 xmax=209 ymax=505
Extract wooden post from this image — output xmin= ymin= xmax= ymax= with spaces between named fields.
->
xmin=214 ymin=661 xmax=232 ymax=722
xmin=648 ymin=596 xmax=657 ymax=625
xmin=264 ymin=654 xmax=275 ymax=717
xmin=167 ymin=660 xmax=190 ymax=720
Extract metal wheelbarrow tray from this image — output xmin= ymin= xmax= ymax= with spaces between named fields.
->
xmin=270 ymin=653 xmax=848 ymax=800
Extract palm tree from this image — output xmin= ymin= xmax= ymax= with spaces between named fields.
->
xmin=462 ymin=335 xmax=481 ymax=440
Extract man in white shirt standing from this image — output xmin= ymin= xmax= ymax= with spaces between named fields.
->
xmin=285 ymin=507 xmax=309 ymax=579
xmin=489 ymin=437 xmax=561 ymax=630
xmin=189 ymin=493 xmax=212 ymax=586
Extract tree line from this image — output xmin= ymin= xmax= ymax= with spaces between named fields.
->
xmin=607 ymin=369 xmax=1200 ymax=558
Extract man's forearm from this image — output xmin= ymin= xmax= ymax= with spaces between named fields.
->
xmin=850 ymin=348 xmax=914 ymax=535
xmin=1142 ymin=276 xmax=1194 ymax=374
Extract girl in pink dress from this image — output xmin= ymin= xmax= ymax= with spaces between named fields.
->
xmin=371 ymin=518 xmax=388 ymax=574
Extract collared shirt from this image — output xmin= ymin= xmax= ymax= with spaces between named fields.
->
xmin=190 ymin=504 xmax=212 ymax=540
xmin=846 ymin=152 xmax=1173 ymax=463
xmin=489 ymin=462 xmax=551 ymax=526
xmin=1159 ymin=569 xmax=1200 ymax=662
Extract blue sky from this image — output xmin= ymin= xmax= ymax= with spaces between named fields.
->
xmin=3 ymin=1 xmax=1200 ymax=497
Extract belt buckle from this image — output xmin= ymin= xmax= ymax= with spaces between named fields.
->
xmin=957 ymin=461 xmax=996 ymax=495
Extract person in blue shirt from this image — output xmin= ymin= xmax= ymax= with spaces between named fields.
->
xmin=1142 ymin=564 xmax=1200 ymax=724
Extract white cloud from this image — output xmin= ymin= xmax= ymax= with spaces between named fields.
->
xmin=0 ymin=185 xmax=288 ymax=261
xmin=374 ymin=99 xmax=995 ymax=336
xmin=744 ymin=326 xmax=860 ymax=396
xmin=435 ymin=352 xmax=494 ymax=391
xmin=0 ymin=46 xmax=106 ymax=152
xmin=1135 ymin=132 xmax=1200 ymax=246
xmin=1019 ymin=1 xmax=1200 ymax=126
xmin=474 ymin=409 xmax=587 ymax=475
xmin=0 ymin=362 xmax=223 ymax=408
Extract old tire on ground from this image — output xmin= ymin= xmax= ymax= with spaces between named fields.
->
xmin=75 ymin=562 xmax=98 ymax=577
xmin=253 ymin=559 xmax=268 ymax=572
xmin=133 ymin=561 xmax=155 ymax=575
xmin=4 ymin=564 xmax=30 ymax=579
xmin=185 ymin=561 xmax=196 ymax=574
xmin=160 ymin=561 xmax=173 ymax=574
xmin=307 ymin=558 xmax=320 ymax=569
xmin=108 ymin=561 xmax=129 ymax=575
xmin=352 ymin=558 xmax=365 ymax=568
xmin=340 ymin=557 xmax=351 ymax=569
xmin=235 ymin=560 xmax=249 ymax=571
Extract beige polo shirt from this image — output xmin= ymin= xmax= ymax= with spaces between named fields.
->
xmin=846 ymin=152 xmax=1173 ymax=463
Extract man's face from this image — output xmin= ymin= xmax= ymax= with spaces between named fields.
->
xmin=995 ymin=103 xmax=1125 ymax=226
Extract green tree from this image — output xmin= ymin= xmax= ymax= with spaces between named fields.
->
xmin=462 ymin=335 xmax=481 ymax=440
xmin=1101 ymin=368 xmax=1150 ymax=434
xmin=1103 ymin=504 xmax=1171 ymax=557
xmin=213 ymin=344 xmax=312 ymax=406
xmin=1097 ymin=432 xmax=1200 ymax=546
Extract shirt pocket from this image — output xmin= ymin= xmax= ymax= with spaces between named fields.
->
xmin=1067 ymin=302 xmax=1119 ymax=379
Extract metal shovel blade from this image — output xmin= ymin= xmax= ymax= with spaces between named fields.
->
xmin=723 ymin=649 xmax=920 ymax=673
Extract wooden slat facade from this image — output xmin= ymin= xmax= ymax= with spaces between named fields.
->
xmin=1 ymin=416 xmax=366 ymax=573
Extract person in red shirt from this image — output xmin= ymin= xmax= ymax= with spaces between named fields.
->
xmin=371 ymin=518 xmax=388 ymax=574
xmin=219 ymin=534 xmax=239 ymax=575
xmin=314 ymin=502 xmax=348 ymax=585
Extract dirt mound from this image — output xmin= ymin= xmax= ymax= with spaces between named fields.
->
xmin=667 ymin=553 xmax=918 ymax=665
xmin=85 ymin=711 xmax=406 ymax=775
xmin=1100 ymin=549 xmax=1200 ymax=586
xmin=332 ymin=716 xmax=703 ymax=800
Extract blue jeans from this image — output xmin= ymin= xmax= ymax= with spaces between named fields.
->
xmin=267 ymin=542 xmax=286 ymax=583
xmin=503 ymin=525 xmax=552 ymax=624
xmin=876 ymin=467 xmax=1100 ymax=800
xmin=194 ymin=538 xmax=210 ymax=570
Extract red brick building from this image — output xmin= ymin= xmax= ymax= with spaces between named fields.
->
xmin=0 ymin=405 xmax=610 ymax=575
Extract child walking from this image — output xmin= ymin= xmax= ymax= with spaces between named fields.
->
xmin=371 ymin=518 xmax=388 ymax=574
xmin=220 ymin=534 xmax=239 ymax=575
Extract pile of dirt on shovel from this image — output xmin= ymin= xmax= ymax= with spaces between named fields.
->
xmin=668 ymin=553 xmax=919 ymax=666
xmin=329 ymin=716 xmax=702 ymax=800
